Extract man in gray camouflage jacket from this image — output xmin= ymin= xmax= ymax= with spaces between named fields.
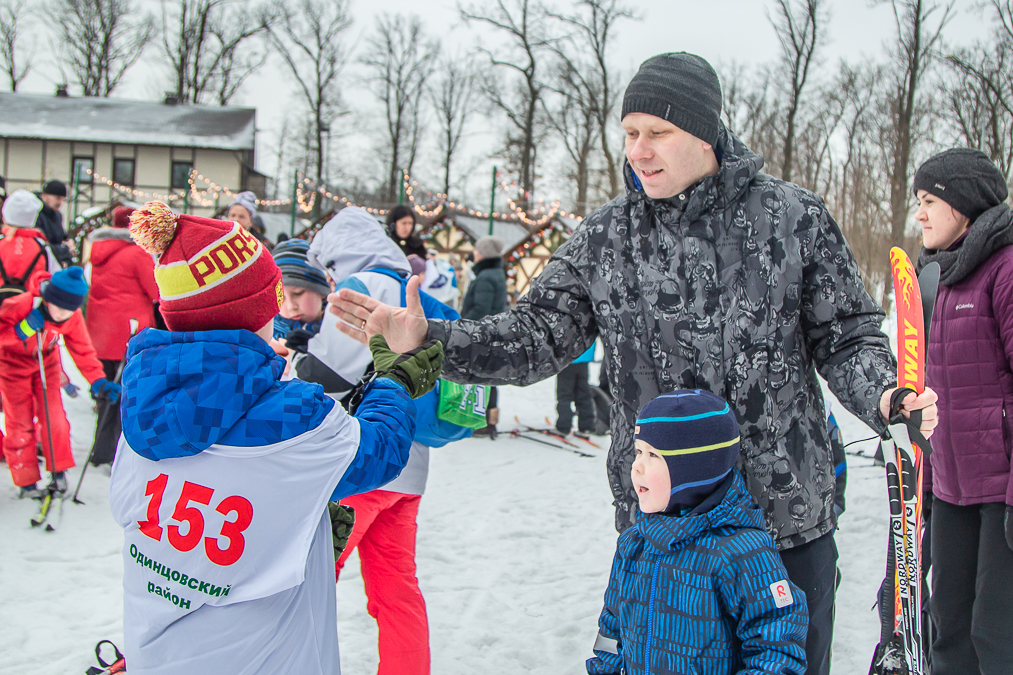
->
xmin=332 ymin=53 xmax=938 ymax=675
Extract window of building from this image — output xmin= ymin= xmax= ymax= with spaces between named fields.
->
xmin=72 ymin=157 xmax=94 ymax=185
xmin=113 ymin=158 xmax=135 ymax=186
xmin=171 ymin=161 xmax=193 ymax=190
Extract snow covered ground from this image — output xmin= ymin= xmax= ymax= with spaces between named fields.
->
xmin=0 ymin=358 xmax=890 ymax=675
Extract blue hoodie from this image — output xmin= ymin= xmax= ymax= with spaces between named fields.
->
xmin=120 ymin=328 xmax=416 ymax=499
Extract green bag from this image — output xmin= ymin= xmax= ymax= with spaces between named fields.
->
xmin=437 ymin=380 xmax=491 ymax=429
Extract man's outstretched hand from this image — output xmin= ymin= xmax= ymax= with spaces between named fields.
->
xmin=328 ymin=275 xmax=429 ymax=352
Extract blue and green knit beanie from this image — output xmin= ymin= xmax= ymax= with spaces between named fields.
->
xmin=634 ymin=389 xmax=741 ymax=512
xmin=272 ymin=238 xmax=331 ymax=297
xmin=42 ymin=265 xmax=89 ymax=311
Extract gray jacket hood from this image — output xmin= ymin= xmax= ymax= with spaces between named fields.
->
xmin=308 ymin=206 xmax=410 ymax=280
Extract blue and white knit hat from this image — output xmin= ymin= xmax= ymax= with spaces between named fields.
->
xmin=634 ymin=389 xmax=741 ymax=511
xmin=272 ymin=238 xmax=331 ymax=297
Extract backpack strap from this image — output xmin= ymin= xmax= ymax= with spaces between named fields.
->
xmin=365 ymin=267 xmax=408 ymax=306
xmin=0 ymin=237 xmax=48 ymax=286
xmin=364 ymin=268 xmax=461 ymax=321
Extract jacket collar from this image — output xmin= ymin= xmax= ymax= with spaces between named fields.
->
xmin=623 ymin=123 xmax=765 ymax=235
xmin=624 ymin=472 xmax=766 ymax=557
xmin=88 ymin=226 xmax=135 ymax=243
xmin=472 ymin=257 xmax=503 ymax=274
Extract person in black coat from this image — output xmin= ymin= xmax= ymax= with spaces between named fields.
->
xmin=461 ymin=236 xmax=507 ymax=319
xmin=35 ymin=180 xmax=73 ymax=266
xmin=386 ymin=204 xmax=427 ymax=259
xmin=462 ymin=235 xmax=508 ymax=436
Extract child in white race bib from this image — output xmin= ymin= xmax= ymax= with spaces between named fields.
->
xmin=109 ymin=203 xmax=442 ymax=675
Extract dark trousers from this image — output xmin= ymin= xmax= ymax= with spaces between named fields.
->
xmin=555 ymin=362 xmax=596 ymax=433
xmin=779 ymin=532 xmax=838 ymax=675
xmin=89 ymin=359 xmax=121 ymax=466
xmin=930 ymin=498 xmax=1013 ymax=675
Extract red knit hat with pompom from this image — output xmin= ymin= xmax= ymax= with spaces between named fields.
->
xmin=129 ymin=201 xmax=282 ymax=333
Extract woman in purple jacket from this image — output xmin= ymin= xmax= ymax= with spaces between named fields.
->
xmin=915 ymin=148 xmax=1012 ymax=675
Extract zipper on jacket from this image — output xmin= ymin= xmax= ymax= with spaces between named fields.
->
xmin=1004 ymin=407 xmax=1011 ymax=460
xmin=644 ymin=557 xmax=662 ymax=673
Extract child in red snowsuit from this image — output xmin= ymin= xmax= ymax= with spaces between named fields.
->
xmin=0 ymin=266 xmax=120 ymax=497
xmin=0 ymin=189 xmax=58 ymax=459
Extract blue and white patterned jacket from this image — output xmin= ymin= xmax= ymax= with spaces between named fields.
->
xmin=587 ymin=472 xmax=807 ymax=675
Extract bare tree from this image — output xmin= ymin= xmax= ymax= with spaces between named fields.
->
xmin=0 ymin=0 xmax=32 ymax=91
xmin=362 ymin=14 xmax=439 ymax=202
xmin=878 ymin=0 xmax=953 ymax=250
xmin=430 ymin=56 xmax=480 ymax=196
xmin=720 ymin=62 xmax=784 ymax=166
xmin=826 ymin=61 xmax=894 ymax=303
xmin=267 ymin=0 xmax=352 ymax=184
xmin=461 ymin=0 xmax=556 ymax=209
xmin=543 ymin=57 xmax=599 ymax=215
xmin=943 ymin=0 xmax=1013 ymax=182
xmin=549 ymin=0 xmax=637 ymax=199
xmin=51 ymin=0 xmax=154 ymax=97
xmin=768 ymin=0 xmax=826 ymax=183
xmin=161 ymin=0 xmax=269 ymax=106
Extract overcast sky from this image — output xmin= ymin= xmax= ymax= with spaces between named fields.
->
xmin=15 ymin=0 xmax=991 ymax=206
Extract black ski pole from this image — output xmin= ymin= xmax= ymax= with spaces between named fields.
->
xmin=73 ymin=318 xmax=138 ymax=505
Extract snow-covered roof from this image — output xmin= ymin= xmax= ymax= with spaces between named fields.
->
xmin=0 ymin=93 xmax=256 ymax=150
xmin=447 ymin=214 xmax=531 ymax=251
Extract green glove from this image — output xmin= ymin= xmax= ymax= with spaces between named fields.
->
xmin=327 ymin=503 xmax=355 ymax=562
xmin=369 ymin=334 xmax=444 ymax=399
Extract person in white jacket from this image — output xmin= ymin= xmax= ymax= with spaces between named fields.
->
xmin=306 ymin=206 xmax=434 ymax=675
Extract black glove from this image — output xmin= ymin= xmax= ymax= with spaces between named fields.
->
xmin=328 ymin=503 xmax=355 ymax=561
xmin=284 ymin=328 xmax=315 ymax=354
xmin=1005 ymin=505 xmax=1013 ymax=553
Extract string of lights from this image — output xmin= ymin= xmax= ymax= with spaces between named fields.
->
xmin=85 ymin=169 xmax=183 ymax=203
xmin=185 ymin=168 xmax=583 ymax=228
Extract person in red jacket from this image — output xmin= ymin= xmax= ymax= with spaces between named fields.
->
xmin=85 ymin=206 xmax=159 ymax=466
xmin=1 ymin=190 xmax=58 ymax=297
xmin=1 ymin=190 xmax=58 ymax=459
xmin=0 ymin=267 xmax=120 ymax=497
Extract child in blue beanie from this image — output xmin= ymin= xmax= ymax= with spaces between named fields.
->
xmin=0 ymin=267 xmax=120 ymax=497
xmin=587 ymin=389 xmax=808 ymax=675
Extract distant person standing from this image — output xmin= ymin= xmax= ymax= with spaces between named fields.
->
xmin=555 ymin=345 xmax=597 ymax=436
xmin=386 ymin=205 xmax=427 ymax=259
xmin=228 ymin=191 xmax=274 ymax=248
xmin=462 ymin=235 xmax=507 ymax=437
xmin=35 ymin=180 xmax=73 ymax=266
xmin=84 ymin=206 xmax=159 ymax=466
xmin=1 ymin=190 xmax=58 ymax=291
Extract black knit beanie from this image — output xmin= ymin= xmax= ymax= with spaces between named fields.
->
xmin=913 ymin=148 xmax=1008 ymax=222
xmin=622 ymin=52 xmax=722 ymax=147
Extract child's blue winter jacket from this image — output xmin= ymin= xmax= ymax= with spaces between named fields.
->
xmin=587 ymin=472 xmax=808 ymax=675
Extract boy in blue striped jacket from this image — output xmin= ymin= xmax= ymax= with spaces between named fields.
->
xmin=587 ymin=389 xmax=808 ymax=675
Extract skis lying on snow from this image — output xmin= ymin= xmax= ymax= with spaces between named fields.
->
xmin=869 ymin=253 xmax=939 ymax=675
xmin=543 ymin=417 xmax=602 ymax=449
xmin=30 ymin=484 xmax=65 ymax=532
xmin=510 ymin=420 xmax=594 ymax=458
xmin=513 ymin=417 xmax=581 ymax=448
